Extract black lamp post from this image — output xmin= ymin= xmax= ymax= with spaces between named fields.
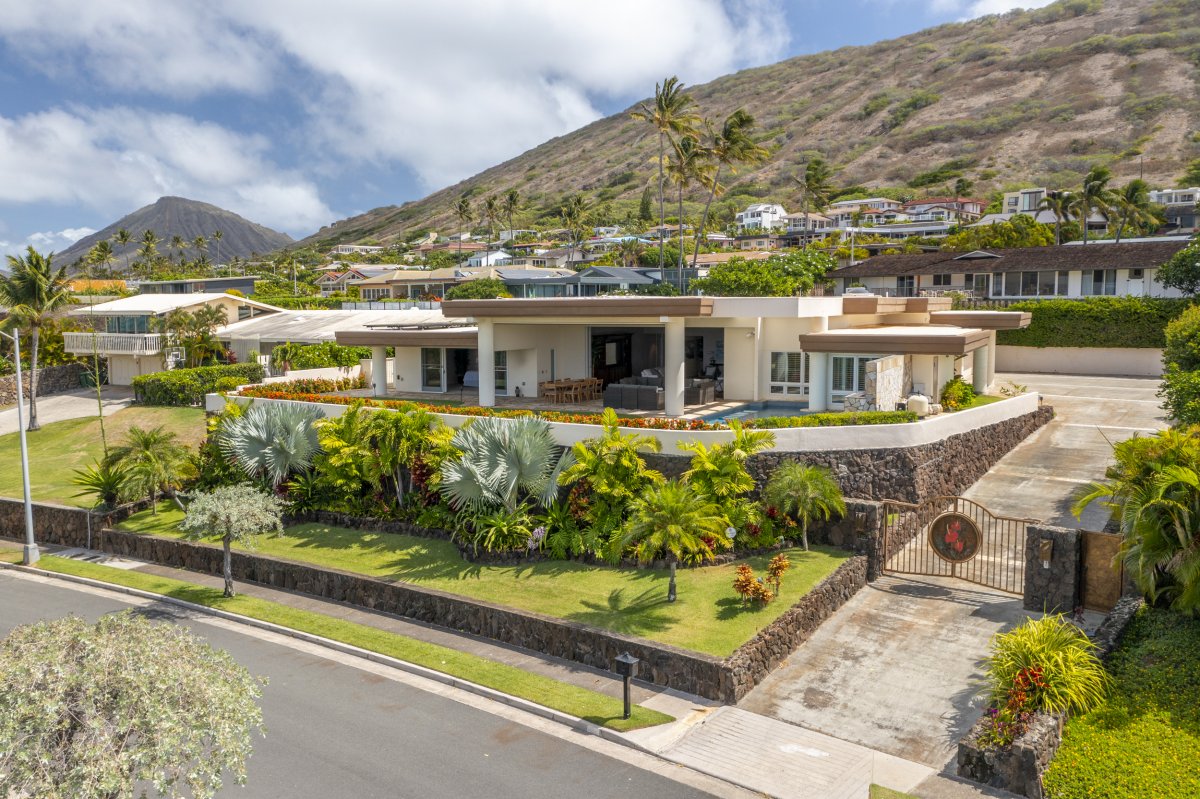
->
xmin=613 ymin=652 xmax=640 ymax=720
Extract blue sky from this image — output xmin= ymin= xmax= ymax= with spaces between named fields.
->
xmin=0 ymin=0 xmax=1052 ymax=258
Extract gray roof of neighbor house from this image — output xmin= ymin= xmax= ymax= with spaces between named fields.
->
xmin=833 ymin=241 xmax=1189 ymax=279
xmin=568 ymin=266 xmax=656 ymax=285
xmin=217 ymin=308 xmax=452 ymax=343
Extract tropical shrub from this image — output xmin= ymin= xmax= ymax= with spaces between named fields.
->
xmin=620 ymin=480 xmax=730 ymax=597
xmin=217 ymin=402 xmax=323 ymax=488
xmin=71 ymin=459 xmax=132 ymax=510
xmin=465 ymin=508 xmax=535 ymax=553
xmin=133 ymin=363 xmax=264 ymax=406
xmin=746 ymin=410 xmax=916 ymax=428
xmin=680 ymin=421 xmax=775 ymax=509
xmin=444 ymin=278 xmax=512 ymax=300
xmin=763 ymin=461 xmax=846 ymax=551
xmin=1160 ymin=366 xmax=1200 ymax=426
xmin=979 ymin=615 xmax=1109 ymax=749
xmin=270 ymin=341 xmax=372 ymax=371
xmin=104 ymin=425 xmax=190 ymax=512
xmin=939 ymin=375 xmax=977 ymax=410
xmin=732 ymin=564 xmax=773 ymax=604
xmin=1162 ymin=304 xmax=1200 ymax=371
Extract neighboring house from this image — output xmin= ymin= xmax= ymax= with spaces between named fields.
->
xmin=842 ymin=221 xmax=956 ymax=239
xmin=362 ymin=265 xmax=578 ymax=300
xmin=1149 ymin=187 xmax=1199 ymax=233
xmin=1001 ymin=188 xmax=1048 ymax=215
xmin=328 ymin=244 xmax=385 ymax=256
xmin=64 ymin=293 xmax=280 ymax=384
xmin=501 ymin=249 xmax=573 ymax=269
xmin=336 ymin=295 xmax=1029 ymax=417
xmin=499 ymin=229 xmax=538 ymax=242
xmin=970 ymin=210 xmax=1108 ymax=232
xmin=733 ymin=233 xmax=784 ymax=251
xmin=135 ymin=275 xmax=261 ymax=295
xmin=783 ymin=212 xmax=835 ymax=234
xmin=901 ymin=197 xmax=986 ymax=221
xmin=830 ymin=241 xmax=1189 ymax=298
xmin=735 ymin=203 xmax=788 ymax=232
xmin=465 ymin=250 xmax=512 ymax=268
xmin=314 ymin=265 xmax=397 ymax=296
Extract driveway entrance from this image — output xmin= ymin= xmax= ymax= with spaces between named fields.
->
xmin=739 ymin=574 xmax=1032 ymax=768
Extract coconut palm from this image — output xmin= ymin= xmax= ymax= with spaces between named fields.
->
xmin=439 ymin=416 xmax=573 ymax=514
xmin=630 ymin=76 xmax=701 ymax=270
xmin=1071 ymin=165 xmax=1116 ymax=245
xmin=454 ymin=197 xmax=473 ymax=259
xmin=112 ymin=228 xmax=133 ymax=271
xmin=217 ymin=402 xmax=323 ymax=488
xmin=0 ymin=246 xmax=73 ymax=430
xmin=1112 ymin=179 xmax=1159 ymax=242
xmin=502 ymin=188 xmax=521 ymax=241
xmin=87 ymin=240 xmax=117 ymax=275
xmin=192 ymin=235 xmax=208 ymax=256
xmin=483 ymin=195 xmax=502 ymax=245
xmin=104 ymin=425 xmax=189 ymax=513
xmin=616 ymin=237 xmax=645 ymax=268
xmin=693 ymin=110 xmax=768 ymax=268
xmin=559 ymin=193 xmax=591 ymax=265
xmin=763 ymin=461 xmax=847 ymax=551
xmin=792 ymin=156 xmax=835 ymax=250
xmin=1037 ymin=192 xmax=1072 ymax=246
xmin=170 ymin=235 xmax=187 ymax=262
xmin=621 ymin=480 xmax=728 ymax=601
xmin=211 ymin=230 xmax=223 ymax=266
xmin=665 ymin=134 xmax=715 ymax=281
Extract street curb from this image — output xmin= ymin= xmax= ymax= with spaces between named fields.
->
xmin=0 ymin=561 xmax=661 ymax=749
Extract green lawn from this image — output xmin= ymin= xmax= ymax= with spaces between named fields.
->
xmin=1042 ymin=607 xmax=1200 ymax=799
xmin=869 ymin=786 xmax=918 ymax=799
xmin=0 ymin=407 xmax=206 ymax=507
xmin=0 ymin=551 xmax=671 ymax=732
xmin=118 ymin=505 xmax=850 ymax=657
xmin=949 ymin=394 xmax=1005 ymax=412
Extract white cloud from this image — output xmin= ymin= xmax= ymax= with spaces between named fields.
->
xmin=928 ymin=0 xmax=1056 ymax=19
xmin=1 ymin=228 xmax=95 ymax=260
xmin=0 ymin=107 xmax=334 ymax=235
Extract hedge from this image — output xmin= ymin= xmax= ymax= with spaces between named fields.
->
xmin=747 ymin=410 xmax=917 ymax=428
xmin=995 ymin=297 xmax=1194 ymax=349
xmin=271 ymin=341 xmax=371 ymax=370
xmin=133 ymin=363 xmax=265 ymax=406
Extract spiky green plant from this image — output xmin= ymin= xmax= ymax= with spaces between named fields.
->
xmin=439 ymin=416 xmax=573 ymax=514
xmin=217 ymin=402 xmax=323 ymax=488
xmin=763 ymin=461 xmax=846 ymax=551
xmin=104 ymin=425 xmax=189 ymax=513
xmin=560 ymin=407 xmax=663 ymax=525
xmin=71 ymin=459 xmax=132 ymax=510
xmin=620 ymin=480 xmax=729 ymax=600
xmin=983 ymin=615 xmax=1110 ymax=715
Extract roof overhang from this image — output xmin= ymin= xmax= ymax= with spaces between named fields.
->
xmin=841 ymin=296 xmax=953 ymax=314
xmin=799 ymin=325 xmax=992 ymax=356
xmin=441 ymin=297 xmax=715 ymax=319
xmin=335 ymin=328 xmax=479 ymax=348
xmin=928 ymin=310 xmax=1032 ymax=330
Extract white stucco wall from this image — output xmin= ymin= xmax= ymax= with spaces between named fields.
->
xmin=995 ymin=346 xmax=1163 ymax=377
xmin=108 ymin=354 xmax=166 ymax=385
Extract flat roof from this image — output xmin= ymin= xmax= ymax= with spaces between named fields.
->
xmin=335 ymin=327 xmax=479 ymax=348
xmin=799 ymin=325 xmax=992 ymax=355
xmin=219 ymin=308 xmax=452 ymax=343
xmin=442 ymin=296 xmax=715 ymax=319
xmin=928 ymin=310 xmax=1032 ymax=330
xmin=68 ymin=293 xmax=280 ymax=317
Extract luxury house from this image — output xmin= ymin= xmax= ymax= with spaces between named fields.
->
xmin=64 ymin=293 xmax=280 ymax=384
xmin=135 ymin=275 xmax=261 ymax=295
xmin=314 ymin=266 xmax=397 ymax=296
xmin=735 ymin=203 xmax=788 ymax=232
xmin=1149 ymin=187 xmax=1199 ymax=233
xmin=333 ymin=295 xmax=1029 ymax=418
xmin=830 ymin=241 xmax=1189 ymax=298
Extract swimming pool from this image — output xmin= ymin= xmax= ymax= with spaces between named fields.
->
xmin=702 ymin=401 xmax=810 ymax=424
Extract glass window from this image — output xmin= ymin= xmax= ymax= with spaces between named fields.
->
xmin=1004 ymin=272 xmax=1021 ymax=296
xmin=769 ymin=352 xmax=808 ymax=395
xmin=1058 ymin=271 xmax=1069 ymax=295
xmin=1082 ymin=269 xmax=1117 ymax=296
xmin=932 ymin=274 xmax=951 ymax=286
xmin=494 ymin=351 xmax=508 ymax=394
xmin=1037 ymin=271 xmax=1056 ymax=296
xmin=1021 ymin=271 xmax=1039 ymax=296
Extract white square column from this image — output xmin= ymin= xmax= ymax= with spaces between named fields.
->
xmin=973 ymin=343 xmax=990 ymax=394
xmin=478 ymin=320 xmax=496 ymax=407
xmin=371 ymin=345 xmax=388 ymax=397
xmin=808 ymin=352 xmax=830 ymax=411
xmin=664 ymin=317 xmax=685 ymax=417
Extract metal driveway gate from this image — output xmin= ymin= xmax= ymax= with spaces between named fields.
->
xmin=882 ymin=496 xmax=1029 ymax=595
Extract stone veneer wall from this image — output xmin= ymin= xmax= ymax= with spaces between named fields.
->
xmin=0 ymin=363 xmax=87 ymax=406
xmin=645 ymin=406 xmax=1054 ymax=503
xmin=867 ymin=354 xmax=913 ymax=412
xmin=3 ymin=498 xmax=867 ymax=703
xmin=1023 ymin=525 xmax=1081 ymax=614
xmin=0 ymin=497 xmax=149 ymax=543
xmin=956 ymin=595 xmax=1145 ymax=798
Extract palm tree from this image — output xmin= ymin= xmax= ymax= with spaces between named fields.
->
xmin=439 ymin=416 xmax=573 ymax=514
xmin=763 ymin=461 xmax=847 ymax=551
xmin=0 ymin=247 xmax=72 ymax=430
xmin=170 ymin=235 xmax=187 ymax=263
xmin=630 ymin=76 xmax=701 ymax=270
xmin=211 ymin=230 xmax=223 ymax=266
xmin=502 ymin=188 xmax=521 ymax=241
xmin=369 ymin=408 xmax=447 ymax=504
xmin=217 ymin=402 xmax=323 ymax=488
xmin=559 ymin=193 xmax=590 ymax=265
xmin=1112 ymin=179 xmax=1157 ymax=243
xmin=483 ymin=195 xmax=502 ymax=244
xmin=135 ymin=229 xmax=161 ymax=276
xmin=104 ymin=425 xmax=188 ymax=513
xmin=616 ymin=237 xmax=645 ymax=268
xmin=87 ymin=240 xmax=116 ymax=275
xmin=694 ymin=110 xmax=767 ymax=269
xmin=1071 ymin=165 xmax=1116 ymax=245
xmin=192 ymin=235 xmax=209 ymax=256
xmin=680 ymin=421 xmax=775 ymax=507
xmin=454 ymin=197 xmax=473 ymax=259
xmin=1037 ymin=192 xmax=1072 ymax=246
xmin=112 ymin=228 xmax=133 ymax=272
xmin=792 ymin=156 xmax=835 ymax=250
xmin=665 ymin=134 xmax=715 ymax=283
xmin=621 ymin=480 xmax=728 ymax=601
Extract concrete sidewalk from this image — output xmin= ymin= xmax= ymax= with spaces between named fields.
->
xmin=0 ymin=386 xmax=134 ymax=435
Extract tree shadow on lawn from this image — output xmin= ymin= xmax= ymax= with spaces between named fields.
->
xmin=713 ymin=596 xmax=783 ymax=622
xmin=565 ymin=587 xmax=676 ymax=637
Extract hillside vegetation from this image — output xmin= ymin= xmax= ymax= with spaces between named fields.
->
xmin=297 ymin=0 xmax=1200 ymax=249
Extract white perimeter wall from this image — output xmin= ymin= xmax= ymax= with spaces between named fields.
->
xmin=996 ymin=346 xmax=1162 ymax=377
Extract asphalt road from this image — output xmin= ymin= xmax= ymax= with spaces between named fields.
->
xmin=0 ymin=571 xmax=724 ymax=799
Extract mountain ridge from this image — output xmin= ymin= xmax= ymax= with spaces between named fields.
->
xmin=295 ymin=0 xmax=1200 ymax=250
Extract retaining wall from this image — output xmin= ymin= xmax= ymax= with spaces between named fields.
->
xmin=0 ymin=363 xmax=87 ymax=406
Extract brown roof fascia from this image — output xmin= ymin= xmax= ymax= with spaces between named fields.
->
xmin=799 ymin=328 xmax=991 ymax=355
xmin=929 ymin=310 xmax=1032 ymax=330
xmin=335 ymin=328 xmax=479 ymax=348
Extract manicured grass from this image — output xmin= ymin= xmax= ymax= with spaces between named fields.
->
xmin=4 ymin=553 xmax=672 ymax=732
xmin=0 ymin=407 xmax=206 ymax=507
xmin=1042 ymin=607 xmax=1200 ymax=799
xmin=118 ymin=506 xmax=851 ymax=656
xmin=869 ymin=786 xmax=918 ymax=799
xmin=948 ymin=394 xmax=1004 ymax=412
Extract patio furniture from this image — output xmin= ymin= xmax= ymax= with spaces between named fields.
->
xmin=685 ymin=379 xmax=716 ymax=406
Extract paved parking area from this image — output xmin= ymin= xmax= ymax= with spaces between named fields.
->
xmin=964 ymin=373 xmax=1166 ymax=529
xmin=0 ymin=386 xmax=134 ymax=435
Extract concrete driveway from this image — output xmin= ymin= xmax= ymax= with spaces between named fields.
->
xmin=964 ymin=373 xmax=1167 ymax=529
xmin=0 ymin=386 xmax=134 ymax=436
xmin=738 ymin=574 xmax=1032 ymax=770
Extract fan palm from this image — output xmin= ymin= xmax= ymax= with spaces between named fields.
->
xmin=104 ymin=425 xmax=189 ymax=513
xmin=665 ymin=134 xmax=715 ymax=279
xmin=0 ymin=246 xmax=73 ymax=430
xmin=763 ymin=461 xmax=846 ymax=551
xmin=439 ymin=416 xmax=573 ymax=514
xmin=630 ymin=76 xmax=701 ymax=270
xmin=217 ymin=402 xmax=323 ymax=488
xmin=620 ymin=480 xmax=728 ymax=601
xmin=1037 ymin=192 xmax=1072 ymax=246
xmin=693 ymin=110 xmax=767 ymax=268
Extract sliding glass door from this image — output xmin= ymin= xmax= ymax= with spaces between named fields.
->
xmin=420 ymin=347 xmax=445 ymax=392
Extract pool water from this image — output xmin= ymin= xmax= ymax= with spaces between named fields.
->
xmin=702 ymin=401 xmax=810 ymax=424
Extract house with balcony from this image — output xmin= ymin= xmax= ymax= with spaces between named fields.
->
xmin=735 ymin=203 xmax=788 ymax=233
xmin=314 ymin=266 xmax=397 ymax=296
xmin=465 ymin=250 xmax=512 ymax=268
xmin=828 ymin=241 xmax=1189 ymax=299
xmin=64 ymin=293 xmax=280 ymax=384
xmin=901 ymin=197 xmax=986 ymax=221
xmin=135 ymin=275 xmax=261 ymax=295
xmin=1149 ymin=187 xmax=1199 ymax=233
xmin=328 ymin=244 xmax=385 ymax=256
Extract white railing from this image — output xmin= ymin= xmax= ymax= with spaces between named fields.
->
xmin=62 ymin=332 xmax=165 ymax=356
